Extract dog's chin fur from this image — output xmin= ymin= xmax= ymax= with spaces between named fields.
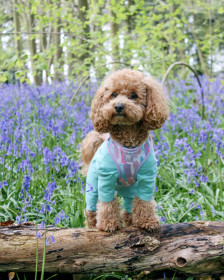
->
xmin=109 ymin=122 xmax=149 ymax=148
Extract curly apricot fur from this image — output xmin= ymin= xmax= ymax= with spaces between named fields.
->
xmin=81 ymin=68 xmax=169 ymax=231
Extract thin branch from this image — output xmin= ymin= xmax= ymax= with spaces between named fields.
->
xmin=162 ymin=61 xmax=205 ymax=119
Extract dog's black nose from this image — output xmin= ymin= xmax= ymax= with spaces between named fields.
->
xmin=115 ymin=103 xmax=124 ymax=114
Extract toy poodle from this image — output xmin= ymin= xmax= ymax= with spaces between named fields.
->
xmin=81 ymin=68 xmax=169 ymax=232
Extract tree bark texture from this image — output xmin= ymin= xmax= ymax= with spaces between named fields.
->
xmin=24 ymin=2 xmax=43 ymax=85
xmin=54 ymin=20 xmax=64 ymax=81
xmin=188 ymin=3 xmax=209 ymax=76
xmin=126 ymin=0 xmax=134 ymax=34
xmin=77 ymin=0 xmax=91 ymax=72
xmin=13 ymin=0 xmax=22 ymax=56
xmin=109 ymin=0 xmax=120 ymax=69
xmin=0 ymin=221 xmax=224 ymax=277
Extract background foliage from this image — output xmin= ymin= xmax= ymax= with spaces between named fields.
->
xmin=0 ymin=0 xmax=223 ymax=84
xmin=0 ymin=2 xmax=224 ymax=278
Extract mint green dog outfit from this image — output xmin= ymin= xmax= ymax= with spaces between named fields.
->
xmin=85 ymin=135 xmax=157 ymax=213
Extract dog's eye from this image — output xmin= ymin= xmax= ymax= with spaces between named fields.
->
xmin=130 ymin=92 xmax=138 ymax=100
xmin=111 ymin=92 xmax=118 ymax=98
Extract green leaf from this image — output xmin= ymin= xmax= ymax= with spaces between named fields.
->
xmin=218 ymin=7 xmax=224 ymax=14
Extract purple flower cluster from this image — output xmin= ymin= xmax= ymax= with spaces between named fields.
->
xmin=154 ymin=75 xmax=224 ymax=222
xmin=0 ymin=81 xmax=92 ymax=226
xmin=0 ymin=75 xmax=223 ymax=226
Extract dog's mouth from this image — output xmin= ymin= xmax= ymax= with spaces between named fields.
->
xmin=115 ymin=112 xmax=126 ymax=117
xmin=113 ymin=113 xmax=126 ymax=121
xmin=112 ymin=112 xmax=137 ymax=125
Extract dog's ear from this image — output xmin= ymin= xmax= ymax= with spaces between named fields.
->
xmin=90 ymin=86 xmax=111 ymax=133
xmin=142 ymin=77 xmax=170 ymax=130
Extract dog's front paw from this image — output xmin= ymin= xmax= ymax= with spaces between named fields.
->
xmin=132 ymin=196 xmax=159 ymax=231
xmin=133 ymin=215 xmax=159 ymax=231
xmin=84 ymin=210 xmax=97 ymax=229
xmin=96 ymin=198 xmax=122 ymax=232
xmin=97 ymin=218 xmax=121 ymax=232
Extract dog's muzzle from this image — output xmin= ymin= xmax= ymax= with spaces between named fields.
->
xmin=115 ymin=103 xmax=125 ymax=114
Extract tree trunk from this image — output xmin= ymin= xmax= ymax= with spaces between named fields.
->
xmin=127 ymin=0 xmax=134 ymax=34
xmin=109 ymin=0 xmax=120 ymax=71
xmin=67 ymin=0 xmax=76 ymax=79
xmin=38 ymin=0 xmax=49 ymax=83
xmin=13 ymin=0 xmax=22 ymax=56
xmin=88 ymin=0 xmax=107 ymax=81
xmin=77 ymin=0 xmax=91 ymax=75
xmin=190 ymin=26 xmax=209 ymax=76
xmin=54 ymin=23 xmax=64 ymax=81
xmin=187 ymin=2 xmax=209 ymax=76
xmin=0 ymin=221 xmax=224 ymax=277
xmin=24 ymin=2 xmax=43 ymax=85
xmin=54 ymin=0 xmax=64 ymax=82
xmin=208 ymin=0 xmax=213 ymax=77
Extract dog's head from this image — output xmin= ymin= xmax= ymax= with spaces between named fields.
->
xmin=90 ymin=69 xmax=169 ymax=133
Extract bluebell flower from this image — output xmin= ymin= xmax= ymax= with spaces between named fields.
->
xmin=40 ymin=206 xmax=45 ymax=214
xmin=15 ymin=215 xmax=22 ymax=224
xmin=53 ymin=210 xmax=68 ymax=225
xmin=22 ymin=175 xmax=31 ymax=192
xmin=211 ymin=206 xmax=216 ymax=217
xmin=199 ymin=174 xmax=208 ymax=183
xmin=50 ymin=235 xmax=56 ymax=244
xmin=36 ymin=231 xmax=42 ymax=239
xmin=157 ymin=204 xmax=163 ymax=210
xmin=39 ymin=221 xmax=45 ymax=229
xmin=45 ymin=204 xmax=51 ymax=212
xmin=189 ymin=202 xmax=201 ymax=210
xmin=46 ymin=237 xmax=50 ymax=246
xmin=198 ymin=130 xmax=207 ymax=145
xmin=54 ymin=216 xmax=60 ymax=225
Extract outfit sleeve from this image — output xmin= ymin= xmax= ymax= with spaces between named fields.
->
xmin=85 ymin=159 xmax=99 ymax=211
xmin=85 ymin=141 xmax=119 ymax=210
xmin=98 ymin=162 xmax=119 ymax=203
xmin=136 ymin=150 xmax=158 ymax=202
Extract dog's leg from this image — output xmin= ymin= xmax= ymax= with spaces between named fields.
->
xmin=121 ymin=209 xmax=132 ymax=227
xmin=96 ymin=197 xmax=122 ymax=232
xmin=84 ymin=210 xmax=97 ymax=229
xmin=132 ymin=196 xmax=159 ymax=230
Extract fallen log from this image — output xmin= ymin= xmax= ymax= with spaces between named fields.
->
xmin=0 ymin=221 xmax=224 ymax=278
